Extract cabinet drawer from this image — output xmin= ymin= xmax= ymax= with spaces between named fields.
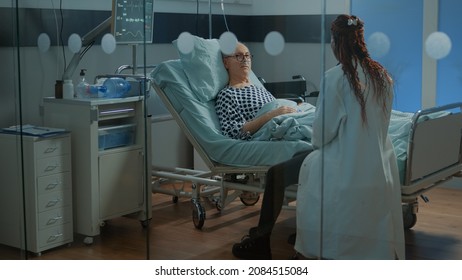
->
xmin=37 ymin=189 xmax=72 ymax=213
xmin=35 ymin=136 xmax=70 ymax=159
xmin=36 ymin=155 xmax=71 ymax=177
xmin=38 ymin=206 xmax=72 ymax=230
xmin=37 ymin=172 xmax=71 ymax=195
xmin=38 ymin=223 xmax=73 ymax=248
xmin=98 ymin=102 xmax=136 ymax=121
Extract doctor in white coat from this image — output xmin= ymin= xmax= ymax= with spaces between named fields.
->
xmin=295 ymin=14 xmax=405 ymax=260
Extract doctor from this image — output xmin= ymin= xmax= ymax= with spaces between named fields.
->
xmin=295 ymin=14 xmax=405 ymax=259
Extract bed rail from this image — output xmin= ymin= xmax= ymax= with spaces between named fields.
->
xmin=403 ymin=102 xmax=462 ymax=199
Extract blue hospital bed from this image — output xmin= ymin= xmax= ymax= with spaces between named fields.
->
xmin=150 ymin=59 xmax=311 ymax=229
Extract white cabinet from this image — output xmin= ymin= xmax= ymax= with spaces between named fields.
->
xmin=0 ymin=133 xmax=73 ymax=255
xmin=43 ymin=97 xmax=151 ymax=243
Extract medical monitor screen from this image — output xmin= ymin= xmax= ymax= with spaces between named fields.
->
xmin=112 ymin=0 xmax=154 ymax=44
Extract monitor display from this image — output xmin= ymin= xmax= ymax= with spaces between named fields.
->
xmin=112 ymin=0 xmax=154 ymax=44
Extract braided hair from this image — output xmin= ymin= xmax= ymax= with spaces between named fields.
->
xmin=330 ymin=14 xmax=392 ymax=125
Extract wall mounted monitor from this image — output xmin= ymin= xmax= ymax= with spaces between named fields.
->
xmin=112 ymin=0 xmax=154 ymax=44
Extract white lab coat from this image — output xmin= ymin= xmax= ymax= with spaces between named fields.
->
xmin=295 ymin=64 xmax=405 ymax=260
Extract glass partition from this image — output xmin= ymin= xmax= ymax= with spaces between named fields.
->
xmin=147 ymin=0 xmax=337 ymax=260
xmin=1 ymin=0 xmax=457 ymax=262
xmin=0 ymin=0 xmax=27 ymax=260
xmin=0 ymin=0 xmax=152 ymax=260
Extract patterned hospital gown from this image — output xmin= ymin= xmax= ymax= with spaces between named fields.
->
xmin=215 ymin=85 xmax=275 ymax=140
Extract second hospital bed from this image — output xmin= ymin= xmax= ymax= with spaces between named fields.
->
xmin=149 ymin=48 xmax=462 ymax=231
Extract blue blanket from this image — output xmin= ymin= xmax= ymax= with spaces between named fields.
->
xmin=252 ymin=99 xmax=316 ymax=141
xmin=252 ymin=100 xmax=450 ymax=183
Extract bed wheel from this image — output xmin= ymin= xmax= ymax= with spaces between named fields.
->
xmin=402 ymin=203 xmax=418 ymax=229
xmin=140 ymin=219 xmax=150 ymax=228
xmin=215 ymin=201 xmax=223 ymax=211
xmin=239 ymin=191 xmax=260 ymax=206
xmin=172 ymin=196 xmax=179 ymax=203
xmin=83 ymin=236 xmax=94 ymax=245
xmin=191 ymin=200 xmax=205 ymax=229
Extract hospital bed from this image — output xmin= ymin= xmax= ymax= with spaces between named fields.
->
xmin=395 ymin=103 xmax=462 ymax=228
xmin=149 ymin=36 xmax=462 ymax=230
xmin=150 ymin=58 xmax=462 ymax=230
xmin=150 ymin=59 xmax=311 ymax=229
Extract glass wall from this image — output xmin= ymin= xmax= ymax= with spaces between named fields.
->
xmin=0 ymin=0 xmax=152 ymax=260
xmin=2 ymin=0 xmax=457 ymax=261
xmin=146 ymin=0 xmax=341 ymax=260
xmin=0 ymin=0 xmax=27 ymax=260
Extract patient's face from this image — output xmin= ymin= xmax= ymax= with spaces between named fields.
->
xmin=224 ymin=43 xmax=252 ymax=78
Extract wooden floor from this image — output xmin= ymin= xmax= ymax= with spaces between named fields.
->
xmin=2 ymin=185 xmax=462 ymax=260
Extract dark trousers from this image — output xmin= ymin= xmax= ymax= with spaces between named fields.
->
xmin=255 ymin=150 xmax=311 ymax=237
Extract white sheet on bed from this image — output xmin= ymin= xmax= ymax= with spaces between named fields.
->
xmin=252 ymin=99 xmax=316 ymax=141
xmin=251 ymin=100 xmax=439 ymax=183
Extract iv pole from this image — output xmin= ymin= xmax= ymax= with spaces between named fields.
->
xmin=209 ymin=0 xmax=212 ymax=39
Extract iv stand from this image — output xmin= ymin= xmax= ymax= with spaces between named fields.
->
xmin=209 ymin=0 xmax=212 ymax=39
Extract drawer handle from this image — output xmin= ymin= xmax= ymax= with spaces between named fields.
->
xmin=46 ymin=182 xmax=60 ymax=190
xmin=46 ymin=199 xmax=61 ymax=207
xmin=44 ymin=164 xmax=59 ymax=172
xmin=99 ymin=108 xmax=134 ymax=116
xmin=47 ymin=233 xmax=63 ymax=242
xmin=46 ymin=216 xmax=63 ymax=225
xmin=44 ymin=147 xmax=57 ymax=153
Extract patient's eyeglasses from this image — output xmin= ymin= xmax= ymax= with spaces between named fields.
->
xmin=225 ymin=53 xmax=253 ymax=62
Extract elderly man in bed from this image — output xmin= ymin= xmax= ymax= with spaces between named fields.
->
xmin=215 ymin=42 xmax=311 ymax=260
xmin=215 ymin=42 xmax=299 ymax=140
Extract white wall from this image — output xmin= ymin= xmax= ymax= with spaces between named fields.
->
xmin=251 ymin=0 xmax=349 ymax=15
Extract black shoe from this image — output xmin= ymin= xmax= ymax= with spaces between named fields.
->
xmin=232 ymin=235 xmax=272 ymax=260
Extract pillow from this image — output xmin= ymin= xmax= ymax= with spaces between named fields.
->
xmin=173 ymin=36 xmax=228 ymax=102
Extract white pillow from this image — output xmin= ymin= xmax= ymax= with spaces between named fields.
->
xmin=173 ymin=36 xmax=228 ymax=102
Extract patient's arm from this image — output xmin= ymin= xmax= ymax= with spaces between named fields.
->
xmin=243 ymin=106 xmax=296 ymax=135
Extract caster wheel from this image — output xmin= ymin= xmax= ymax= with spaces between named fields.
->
xmin=172 ymin=196 xmax=179 ymax=203
xmin=240 ymin=191 xmax=260 ymax=206
xmin=83 ymin=236 xmax=94 ymax=245
xmin=191 ymin=201 xmax=205 ymax=229
xmin=215 ymin=201 xmax=223 ymax=211
xmin=141 ymin=219 xmax=150 ymax=228
xmin=402 ymin=204 xmax=417 ymax=229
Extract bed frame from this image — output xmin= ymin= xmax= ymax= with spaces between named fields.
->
xmin=151 ymin=79 xmax=271 ymax=229
xmin=400 ymin=102 xmax=462 ymax=228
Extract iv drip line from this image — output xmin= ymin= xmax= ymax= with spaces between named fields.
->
xmin=221 ymin=0 xmax=230 ymax=32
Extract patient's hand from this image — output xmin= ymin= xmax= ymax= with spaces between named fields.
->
xmin=270 ymin=106 xmax=297 ymax=117
xmin=243 ymin=106 xmax=297 ymax=135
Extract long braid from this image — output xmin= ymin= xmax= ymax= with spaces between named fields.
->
xmin=331 ymin=15 xmax=392 ymax=125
